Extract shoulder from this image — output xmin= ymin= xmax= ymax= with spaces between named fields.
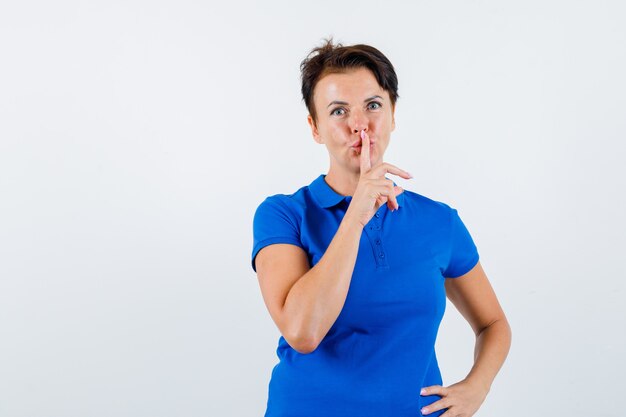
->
xmin=401 ymin=188 xmax=457 ymax=219
xmin=253 ymin=184 xmax=310 ymax=222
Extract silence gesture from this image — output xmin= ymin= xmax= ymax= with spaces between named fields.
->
xmin=345 ymin=129 xmax=413 ymax=228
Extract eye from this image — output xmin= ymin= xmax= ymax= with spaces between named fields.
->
xmin=367 ymin=101 xmax=382 ymax=110
xmin=330 ymin=107 xmax=346 ymax=116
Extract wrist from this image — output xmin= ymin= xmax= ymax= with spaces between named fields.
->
xmin=342 ymin=211 xmax=365 ymax=230
xmin=464 ymin=375 xmax=491 ymax=396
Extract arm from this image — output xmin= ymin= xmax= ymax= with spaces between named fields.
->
xmin=420 ymin=261 xmax=512 ymax=416
xmin=255 ymin=213 xmax=364 ymax=354
xmin=444 ymin=261 xmax=512 ymax=392
xmin=255 ymin=131 xmax=410 ymax=354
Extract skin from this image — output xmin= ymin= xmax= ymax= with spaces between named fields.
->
xmin=307 ymin=66 xmax=397 ymax=198
xmin=255 ymin=66 xmax=511 ymax=417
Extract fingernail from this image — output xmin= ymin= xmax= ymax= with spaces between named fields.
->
xmin=420 ymin=388 xmax=426 ymax=395
xmin=408 ymin=172 xmax=414 ymax=178
xmin=421 ymin=407 xmax=429 ymax=414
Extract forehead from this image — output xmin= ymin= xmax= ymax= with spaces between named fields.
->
xmin=313 ymin=67 xmax=386 ymax=102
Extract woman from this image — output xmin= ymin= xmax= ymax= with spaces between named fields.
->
xmin=251 ymin=39 xmax=511 ymax=417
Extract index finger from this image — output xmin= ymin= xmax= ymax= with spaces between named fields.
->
xmin=359 ymin=129 xmax=371 ymax=176
xmin=368 ymin=161 xmax=413 ymax=180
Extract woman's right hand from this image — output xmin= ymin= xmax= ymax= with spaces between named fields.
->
xmin=345 ymin=130 xmax=413 ymax=228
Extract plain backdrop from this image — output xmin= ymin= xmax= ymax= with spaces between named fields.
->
xmin=1 ymin=0 xmax=625 ymax=416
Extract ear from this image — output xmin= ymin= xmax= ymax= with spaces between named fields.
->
xmin=391 ymin=105 xmax=396 ymax=132
xmin=307 ymin=114 xmax=323 ymax=144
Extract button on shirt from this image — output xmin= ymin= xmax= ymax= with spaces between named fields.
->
xmin=251 ymin=174 xmax=480 ymax=417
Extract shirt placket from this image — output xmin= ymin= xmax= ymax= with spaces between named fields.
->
xmin=364 ymin=208 xmax=389 ymax=270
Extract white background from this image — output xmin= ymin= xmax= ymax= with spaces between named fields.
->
xmin=1 ymin=0 xmax=624 ymax=416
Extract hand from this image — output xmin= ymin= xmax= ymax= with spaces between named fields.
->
xmin=420 ymin=379 xmax=490 ymax=417
xmin=344 ymin=129 xmax=412 ymax=228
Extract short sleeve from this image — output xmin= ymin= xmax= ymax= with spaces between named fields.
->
xmin=251 ymin=196 xmax=305 ymax=273
xmin=442 ymin=208 xmax=480 ymax=278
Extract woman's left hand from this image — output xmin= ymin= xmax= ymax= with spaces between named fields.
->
xmin=420 ymin=378 xmax=489 ymax=417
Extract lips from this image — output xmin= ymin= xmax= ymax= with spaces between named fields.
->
xmin=352 ymin=143 xmax=375 ymax=149
xmin=351 ymin=142 xmax=375 ymax=156
xmin=350 ymin=139 xmax=376 ymax=148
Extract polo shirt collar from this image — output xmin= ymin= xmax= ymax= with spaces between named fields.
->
xmin=309 ymin=174 xmax=405 ymax=209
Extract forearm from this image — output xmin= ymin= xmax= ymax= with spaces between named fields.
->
xmin=282 ymin=214 xmax=363 ymax=351
xmin=464 ymin=318 xmax=512 ymax=393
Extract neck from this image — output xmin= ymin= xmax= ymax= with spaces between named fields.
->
xmin=323 ymin=166 xmax=360 ymax=197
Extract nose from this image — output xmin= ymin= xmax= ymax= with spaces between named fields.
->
xmin=349 ymin=109 xmax=369 ymax=134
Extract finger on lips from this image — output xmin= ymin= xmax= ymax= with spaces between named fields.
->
xmin=359 ymin=128 xmax=408 ymax=212
xmin=359 ymin=129 xmax=371 ymax=173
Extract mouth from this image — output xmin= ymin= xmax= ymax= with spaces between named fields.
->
xmin=351 ymin=142 xmax=375 ymax=154
xmin=350 ymin=138 xmax=376 ymax=147
xmin=351 ymin=142 xmax=375 ymax=149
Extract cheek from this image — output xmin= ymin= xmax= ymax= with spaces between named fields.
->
xmin=376 ymin=117 xmax=394 ymax=134
xmin=370 ymin=114 xmax=387 ymax=127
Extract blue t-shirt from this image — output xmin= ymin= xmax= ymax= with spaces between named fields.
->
xmin=251 ymin=174 xmax=480 ymax=417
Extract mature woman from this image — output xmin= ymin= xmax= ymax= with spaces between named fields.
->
xmin=251 ymin=39 xmax=511 ymax=417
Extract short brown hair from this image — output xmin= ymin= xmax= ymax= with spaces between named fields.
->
xmin=300 ymin=37 xmax=399 ymax=126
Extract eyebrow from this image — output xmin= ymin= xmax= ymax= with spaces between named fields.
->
xmin=327 ymin=95 xmax=384 ymax=108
